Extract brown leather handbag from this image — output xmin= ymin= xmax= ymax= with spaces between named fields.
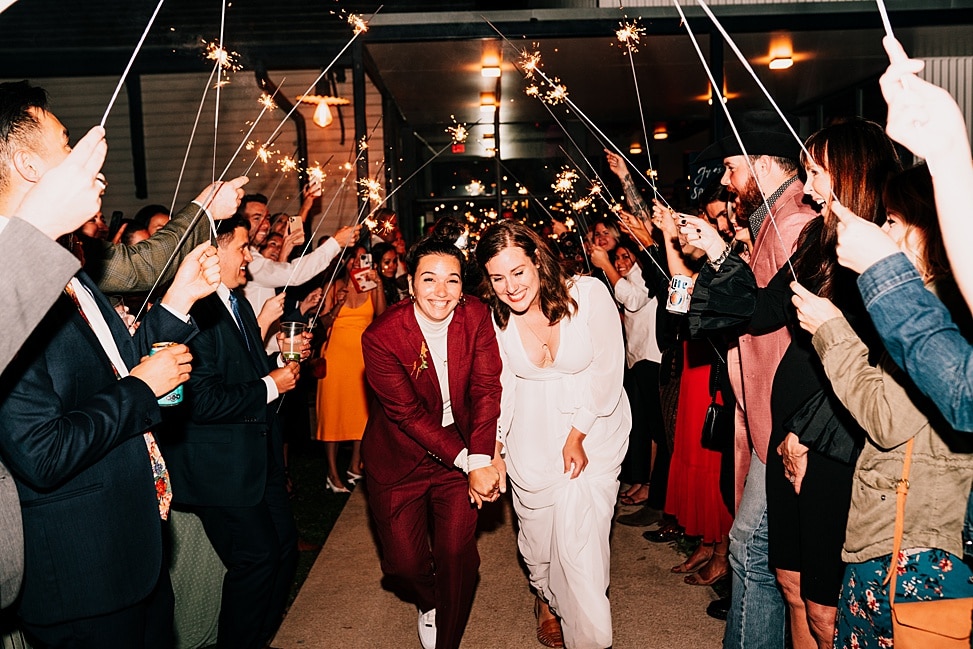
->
xmin=885 ymin=438 xmax=973 ymax=648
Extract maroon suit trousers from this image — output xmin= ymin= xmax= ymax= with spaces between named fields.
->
xmin=367 ymin=456 xmax=479 ymax=649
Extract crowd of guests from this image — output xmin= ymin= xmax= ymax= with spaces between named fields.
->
xmin=1 ymin=35 xmax=973 ymax=649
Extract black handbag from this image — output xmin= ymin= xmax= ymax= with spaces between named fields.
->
xmin=701 ymin=356 xmax=734 ymax=451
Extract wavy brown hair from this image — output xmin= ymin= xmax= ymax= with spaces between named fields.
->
xmin=791 ymin=119 xmax=901 ymax=297
xmin=475 ymin=221 xmax=577 ymax=329
xmin=884 ymin=164 xmax=950 ymax=282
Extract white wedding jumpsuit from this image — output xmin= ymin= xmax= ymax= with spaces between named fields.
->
xmin=496 ymin=276 xmax=631 ymax=649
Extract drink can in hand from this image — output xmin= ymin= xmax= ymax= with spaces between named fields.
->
xmin=666 ymin=275 xmax=692 ymax=314
xmin=150 ymin=342 xmax=183 ymax=406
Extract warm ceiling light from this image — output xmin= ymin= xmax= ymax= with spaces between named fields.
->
xmin=629 ymin=142 xmax=643 ymax=155
xmin=769 ymin=57 xmax=793 ymax=70
xmin=482 ymin=132 xmax=495 ymax=139
xmin=481 ymin=65 xmax=501 ymax=78
xmin=653 ymin=124 xmax=668 ymax=140
xmin=297 ymin=94 xmax=351 ymax=128
xmin=480 ymin=92 xmax=497 ymax=113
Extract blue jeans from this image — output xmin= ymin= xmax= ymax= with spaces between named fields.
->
xmin=724 ymin=452 xmax=786 ymax=649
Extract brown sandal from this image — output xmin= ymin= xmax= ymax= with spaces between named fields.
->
xmin=533 ymin=596 xmax=564 ymax=648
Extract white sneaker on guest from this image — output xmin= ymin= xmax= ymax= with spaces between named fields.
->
xmin=417 ymin=608 xmax=436 ymax=649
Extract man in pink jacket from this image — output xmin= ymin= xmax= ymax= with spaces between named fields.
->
xmin=694 ymin=110 xmax=817 ymax=649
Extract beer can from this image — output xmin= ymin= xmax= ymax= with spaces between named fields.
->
xmin=149 ymin=342 xmax=184 ymax=406
xmin=666 ymin=274 xmax=693 ymax=314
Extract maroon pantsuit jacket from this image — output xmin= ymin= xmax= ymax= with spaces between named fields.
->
xmin=361 ymin=297 xmax=502 ymax=485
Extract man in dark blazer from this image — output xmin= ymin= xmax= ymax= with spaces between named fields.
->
xmin=160 ymin=216 xmax=303 ymax=649
xmin=361 ymin=238 xmax=503 ymax=649
xmin=0 ymin=243 xmax=220 ymax=648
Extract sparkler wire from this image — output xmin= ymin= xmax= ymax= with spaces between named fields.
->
xmin=101 ymin=0 xmax=166 ymax=127
xmin=673 ymin=0 xmax=797 ymax=283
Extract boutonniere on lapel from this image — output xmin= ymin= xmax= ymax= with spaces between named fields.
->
xmin=411 ymin=341 xmax=429 ymax=379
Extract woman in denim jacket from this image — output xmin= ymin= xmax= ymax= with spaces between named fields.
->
xmin=792 ymin=165 xmax=973 ymax=648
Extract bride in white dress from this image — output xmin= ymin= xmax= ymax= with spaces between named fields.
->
xmin=476 ymin=221 xmax=631 ymax=649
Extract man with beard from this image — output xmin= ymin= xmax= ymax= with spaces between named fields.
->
xmin=693 ymin=110 xmax=817 ymax=649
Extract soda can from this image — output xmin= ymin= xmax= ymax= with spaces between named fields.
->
xmin=666 ymin=274 xmax=693 ymax=314
xmin=149 ymin=342 xmax=184 ymax=406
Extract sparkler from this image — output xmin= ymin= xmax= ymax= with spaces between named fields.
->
xmin=876 ymin=0 xmax=895 ymax=40
xmin=673 ymin=0 xmax=797 ymax=282
xmin=101 ymin=0 xmax=166 ymax=127
xmin=258 ymin=93 xmax=278 ymax=111
xmin=203 ymin=40 xmax=243 ymax=75
xmin=447 ymin=119 xmax=469 ymax=144
xmin=348 ymin=13 xmax=369 ymax=36
xmin=308 ymin=164 xmax=326 ymax=184
xmin=168 ymin=60 xmax=220 ymax=218
xmin=358 ymin=177 xmax=384 ymax=203
xmin=553 ymin=169 xmax=579 ymax=196
xmin=616 ymin=15 xmax=660 ymax=201
xmin=543 ymin=79 xmax=569 ymax=105
xmin=277 ymin=155 xmax=299 ymax=175
xmin=615 ymin=19 xmax=645 ymax=54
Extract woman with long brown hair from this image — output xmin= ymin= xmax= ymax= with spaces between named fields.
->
xmin=476 ymin=221 xmax=630 ymax=649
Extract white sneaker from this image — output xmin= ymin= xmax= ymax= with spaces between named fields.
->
xmin=417 ymin=608 xmax=436 ymax=649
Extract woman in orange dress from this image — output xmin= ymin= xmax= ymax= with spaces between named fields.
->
xmin=316 ymin=245 xmax=386 ymax=492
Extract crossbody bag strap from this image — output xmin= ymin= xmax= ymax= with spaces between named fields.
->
xmin=884 ymin=437 xmax=916 ymax=608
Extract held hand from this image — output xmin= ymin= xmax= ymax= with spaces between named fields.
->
xmin=777 ymin=432 xmax=809 ymax=495
xmin=332 ymin=225 xmax=360 ymax=248
xmin=300 ymin=288 xmax=323 ymax=316
xmin=282 ymin=229 xmax=304 ymax=253
xmin=492 ymin=451 xmax=507 ymax=495
xmin=468 ymin=465 xmax=501 ymax=509
xmin=17 ymin=125 xmax=108 ymax=239
xmin=604 ymin=148 xmax=629 ymax=180
xmin=880 ymin=37 xmax=969 ymax=166
xmin=677 ymin=214 xmax=726 ymax=260
xmin=562 ymin=428 xmax=588 ymax=479
xmin=790 ymin=282 xmax=842 ymax=336
xmin=162 ymin=243 xmax=221 ymax=313
xmin=130 ymin=344 xmax=193 ymax=397
xmin=269 ymin=361 xmax=300 ymax=394
xmin=257 ymin=293 xmax=286 ymax=333
xmin=194 ymin=176 xmax=249 ymax=221
xmin=651 ymin=202 xmax=679 ymax=239
xmin=590 ymin=245 xmax=611 ymax=272
xmin=832 ymin=200 xmax=900 ymax=274
xmin=303 ymin=179 xmax=323 ymax=203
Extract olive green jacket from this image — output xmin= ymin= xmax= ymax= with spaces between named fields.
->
xmin=814 ymin=315 xmax=973 ymax=563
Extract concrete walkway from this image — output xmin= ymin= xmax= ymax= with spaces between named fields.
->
xmin=274 ymin=487 xmax=725 ymax=648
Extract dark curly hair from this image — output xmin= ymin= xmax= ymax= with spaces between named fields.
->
xmin=474 ymin=221 xmax=577 ymax=329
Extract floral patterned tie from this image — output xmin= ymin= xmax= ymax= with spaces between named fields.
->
xmin=63 ymin=282 xmax=172 ymax=520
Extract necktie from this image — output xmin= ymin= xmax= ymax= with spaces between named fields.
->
xmin=228 ymin=292 xmax=252 ymax=352
xmin=63 ymin=283 xmax=172 ymax=520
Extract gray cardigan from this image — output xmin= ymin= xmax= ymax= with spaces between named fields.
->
xmin=813 ymin=315 xmax=973 ymax=563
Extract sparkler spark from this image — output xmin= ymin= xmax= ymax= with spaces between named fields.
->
xmin=363 ymin=216 xmax=379 ymax=231
xmin=553 ymin=169 xmax=579 ymax=196
xmin=347 ymin=13 xmax=369 ymax=36
xmin=358 ymin=178 xmax=383 ymax=203
xmin=467 ymin=180 xmax=485 ymax=196
xmin=564 ymin=217 xmax=576 ymax=230
xmin=203 ymin=40 xmax=242 ymax=71
xmin=251 ymin=142 xmax=278 ymax=164
xmin=447 ymin=120 xmax=469 ymax=144
xmin=379 ymin=218 xmax=396 ymax=235
xmin=277 ymin=156 xmax=298 ymax=174
xmin=571 ymin=196 xmax=593 ymax=212
xmin=525 ymin=85 xmax=540 ymax=98
xmin=543 ymin=78 xmax=568 ymax=105
xmin=589 ymin=183 xmax=603 ymax=196
xmin=520 ymin=49 xmax=542 ymax=78
xmin=616 ymin=20 xmax=645 ymax=53
xmin=258 ymin=93 xmax=278 ymax=111
xmin=308 ymin=165 xmax=326 ymax=184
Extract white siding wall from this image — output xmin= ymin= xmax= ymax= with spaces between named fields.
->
xmin=918 ymin=56 xmax=973 ymax=145
xmin=2 ymin=70 xmax=383 ymax=241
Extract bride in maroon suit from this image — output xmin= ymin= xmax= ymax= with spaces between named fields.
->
xmin=360 ymin=235 xmax=504 ymax=649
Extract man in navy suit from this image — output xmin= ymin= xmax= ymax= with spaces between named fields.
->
xmin=0 ymin=240 xmax=221 ymax=648
xmin=160 ymin=216 xmax=304 ymax=649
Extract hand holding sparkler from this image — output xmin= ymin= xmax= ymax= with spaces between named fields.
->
xmin=831 ymin=200 xmax=900 ymax=275
xmin=880 ymin=37 xmax=969 ymax=174
xmin=333 ymin=224 xmax=361 ymax=248
xmin=589 ymin=245 xmax=612 ymax=273
xmin=300 ymin=288 xmax=324 ymax=317
xmin=194 ymin=176 xmax=249 ymax=221
xmin=677 ymin=213 xmax=726 ymax=261
xmin=790 ymin=281 xmax=842 ymax=336
xmin=604 ymin=148 xmax=630 ymax=181
xmin=160 ymin=242 xmax=222 ymax=314
xmin=257 ymin=293 xmax=287 ymax=340
xmin=17 ymin=125 xmax=108 ymax=240
xmin=618 ymin=209 xmax=653 ymax=248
